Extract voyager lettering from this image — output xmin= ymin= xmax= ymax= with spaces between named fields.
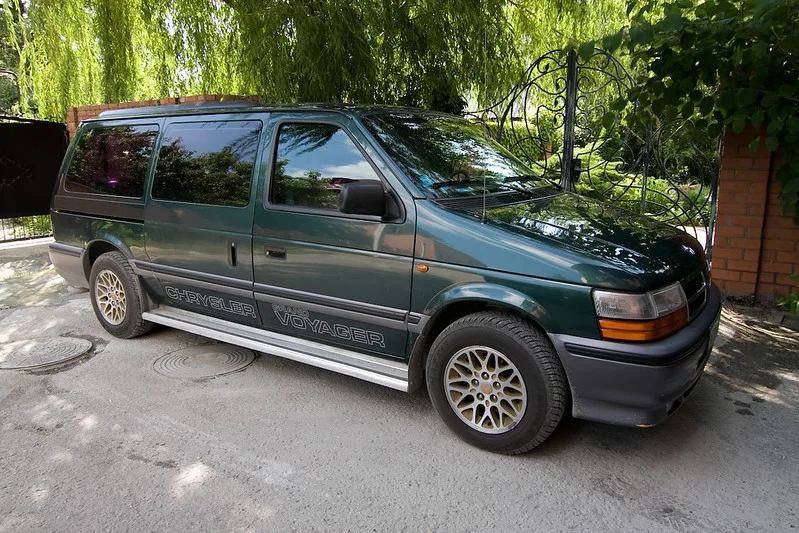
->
xmin=272 ymin=304 xmax=386 ymax=348
xmin=165 ymin=286 xmax=257 ymax=318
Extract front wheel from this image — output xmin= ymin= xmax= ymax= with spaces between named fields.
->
xmin=426 ymin=311 xmax=567 ymax=454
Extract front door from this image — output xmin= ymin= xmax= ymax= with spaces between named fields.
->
xmin=253 ymin=113 xmax=415 ymax=358
xmin=144 ymin=115 xmax=265 ymax=326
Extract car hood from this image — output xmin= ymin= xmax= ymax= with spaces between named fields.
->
xmin=453 ymin=191 xmax=706 ymax=290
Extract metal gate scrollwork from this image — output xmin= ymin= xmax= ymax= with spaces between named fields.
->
xmin=468 ymin=48 xmax=719 ymax=255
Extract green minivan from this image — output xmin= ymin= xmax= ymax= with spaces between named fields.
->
xmin=49 ymin=102 xmax=721 ymax=453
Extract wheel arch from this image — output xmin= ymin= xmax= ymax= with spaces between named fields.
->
xmin=82 ymin=237 xmax=135 ymax=281
xmin=407 ymin=283 xmax=555 ymax=393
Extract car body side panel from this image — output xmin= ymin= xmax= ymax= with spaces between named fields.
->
xmin=251 ymin=112 xmax=416 ymax=359
xmin=48 ymin=211 xmax=151 ymax=291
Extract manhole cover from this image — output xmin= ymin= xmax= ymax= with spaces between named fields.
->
xmin=0 ymin=337 xmax=93 ymax=370
xmin=152 ymin=344 xmax=256 ymax=379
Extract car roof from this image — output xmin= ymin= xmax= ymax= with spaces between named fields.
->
xmin=94 ymin=102 xmax=440 ymax=121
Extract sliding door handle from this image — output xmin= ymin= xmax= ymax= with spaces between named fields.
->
xmin=228 ymin=241 xmax=238 ymax=267
xmin=264 ymin=247 xmax=286 ymax=260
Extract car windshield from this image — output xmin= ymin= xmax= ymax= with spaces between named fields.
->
xmin=362 ymin=112 xmax=553 ymax=198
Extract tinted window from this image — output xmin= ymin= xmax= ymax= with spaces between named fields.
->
xmin=271 ymin=123 xmax=381 ymax=210
xmin=152 ymin=120 xmax=261 ymax=207
xmin=65 ymin=125 xmax=158 ymax=197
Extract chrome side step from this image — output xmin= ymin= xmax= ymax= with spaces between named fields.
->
xmin=142 ymin=306 xmax=409 ymax=392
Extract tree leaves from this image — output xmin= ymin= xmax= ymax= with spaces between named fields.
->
xmin=602 ymin=111 xmax=616 ymax=130
xmin=660 ymin=13 xmax=683 ymax=32
xmin=602 ymin=30 xmax=624 ymax=54
xmin=736 ymin=88 xmax=758 ymax=107
xmin=629 ymin=21 xmax=654 ymax=46
xmin=14 ymin=0 xmax=638 ymax=118
xmin=765 ymin=136 xmax=779 ymax=151
xmin=699 ymin=96 xmax=714 ymax=116
xmin=590 ymin=0 xmax=799 ymax=221
xmin=732 ymin=115 xmax=746 ymax=134
xmin=578 ymin=41 xmax=596 ymax=61
xmin=751 ymin=110 xmax=765 ymax=129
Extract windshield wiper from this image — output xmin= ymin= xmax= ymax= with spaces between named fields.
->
xmin=429 ymin=179 xmax=486 ymax=190
xmin=503 ymin=173 xmax=564 ymax=190
xmin=502 ymin=174 xmax=543 ymax=183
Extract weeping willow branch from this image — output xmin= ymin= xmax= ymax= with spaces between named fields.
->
xmin=5 ymin=0 xmax=628 ymax=120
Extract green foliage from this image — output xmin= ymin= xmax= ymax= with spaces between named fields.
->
xmin=574 ymin=147 xmax=711 ymax=225
xmin=0 ymin=215 xmax=52 ymax=240
xmin=2 ymin=0 xmax=632 ymax=120
xmin=494 ymin=124 xmax=712 ymax=225
xmin=777 ymin=273 xmax=799 ymax=314
xmin=600 ymin=0 xmax=799 ymax=223
xmin=0 ymin=75 xmax=17 ymax=111
xmin=233 ymin=0 xmax=518 ymax=111
xmin=509 ymin=0 xmax=630 ymax=63
xmin=486 ymin=117 xmax=564 ymax=164
xmin=0 ymin=0 xmax=21 ymax=112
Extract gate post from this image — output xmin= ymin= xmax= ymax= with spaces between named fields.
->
xmin=560 ymin=50 xmax=578 ymax=190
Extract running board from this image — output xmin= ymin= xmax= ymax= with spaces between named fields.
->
xmin=142 ymin=306 xmax=409 ymax=392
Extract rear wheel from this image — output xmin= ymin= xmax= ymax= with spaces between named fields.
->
xmin=426 ymin=311 xmax=567 ymax=454
xmin=89 ymin=251 xmax=152 ymax=339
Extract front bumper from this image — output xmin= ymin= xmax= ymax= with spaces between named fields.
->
xmin=550 ymin=282 xmax=722 ymax=427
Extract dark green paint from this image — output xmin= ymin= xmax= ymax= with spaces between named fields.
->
xmin=50 ymin=212 xmax=146 ymax=262
xmin=251 ymin=112 xmax=416 ymax=358
xmin=52 ymin=104 xmax=710 ymax=360
xmin=415 ymin=193 xmax=704 ymax=292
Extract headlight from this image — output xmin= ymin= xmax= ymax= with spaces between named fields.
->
xmin=593 ymin=283 xmax=688 ymax=342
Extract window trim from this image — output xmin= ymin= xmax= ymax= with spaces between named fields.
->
xmin=149 ymin=118 xmax=264 ymax=209
xmin=263 ymin=117 xmax=402 ymax=222
xmin=63 ymin=123 xmax=160 ymax=199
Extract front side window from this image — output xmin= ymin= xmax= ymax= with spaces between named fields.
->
xmin=270 ymin=123 xmax=382 ymax=211
xmin=65 ymin=125 xmax=158 ymax=197
xmin=152 ymin=120 xmax=262 ymax=207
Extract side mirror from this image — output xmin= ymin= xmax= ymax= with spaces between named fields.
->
xmin=338 ymin=181 xmax=386 ymax=217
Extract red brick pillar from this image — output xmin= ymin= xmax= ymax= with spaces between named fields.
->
xmin=756 ymin=158 xmax=799 ymax=295
xmin=712 ymin=127 xmax=797 ymax=298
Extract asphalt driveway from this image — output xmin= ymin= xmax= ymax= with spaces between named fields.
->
xmin=1 ymin=239 xmax=797 ymax=532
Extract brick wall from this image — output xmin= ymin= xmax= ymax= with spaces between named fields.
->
xmin=712 ymin=127 xmax=798 ymax=298
xmin=65 ymin=94 xmax=259 ymax=138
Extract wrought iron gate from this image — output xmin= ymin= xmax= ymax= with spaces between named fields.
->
xmin=469 ymin=48 xmax=719 ymax=254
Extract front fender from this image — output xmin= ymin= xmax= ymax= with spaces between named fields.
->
xmin=423 ymin=282 xmax=553 ymax=331
xmin=406 ymin=282 xmax=556 ymax=393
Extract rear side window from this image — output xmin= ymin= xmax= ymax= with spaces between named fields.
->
xmin=270 ymin=123 xmax=382 ymax=211
xmin=152 ymin=120 xmax=262 ymax=207
xmin=65 ymin=125 xmax=158 ymax=197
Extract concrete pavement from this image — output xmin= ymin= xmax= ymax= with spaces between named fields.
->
xmin=1 ymin=240 xmax=797 ymax=532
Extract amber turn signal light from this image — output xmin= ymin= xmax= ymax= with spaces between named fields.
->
xmin=598 ymin=307 xmax=689 ymax=342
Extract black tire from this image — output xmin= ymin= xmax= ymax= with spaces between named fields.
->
xmin=425 ymin=311 xmax=567 ymax=454
xmin=89 ymin=251 xmax=153 ymax=339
